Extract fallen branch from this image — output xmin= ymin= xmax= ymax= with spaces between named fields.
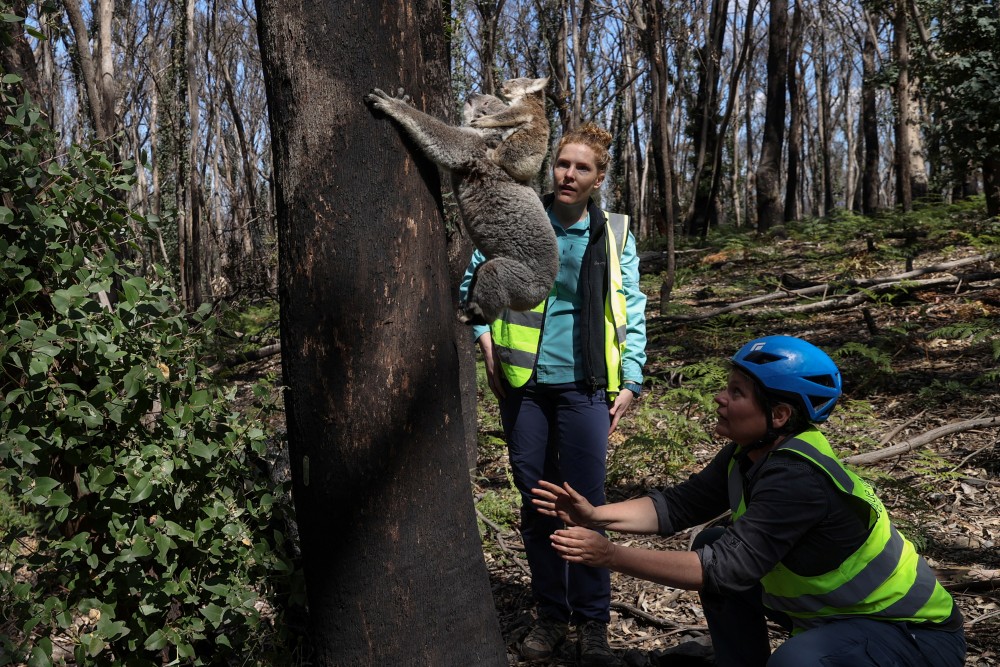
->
xmin=610 ymin=601 xmax=705 ymax=631
xmin=935 ymin=567 xmax=1000 ymax=594
xmin=475 ymin=508 xmax=531 ymax=578
xmin=660 ymin=252 xmax=997 ymax=322
xmin=843 ymin=416 xmax=1000 ymax=465
xmin=208 ymin=342 xmax=281 ymax=374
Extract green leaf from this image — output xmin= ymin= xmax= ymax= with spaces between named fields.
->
xmin=86 ymin=633 xmax=105 ymax=657
xmin=27 ymin=646 xmax=52 ymax=667
xmin=143 ymin=629 xmax=168 ymax=651
xmin=47 ymin=490 xmax=72 ymax=507
xmin=129 ymin=475 xmax=153 ymax=503
xmin=200 ymin=602 xmax=226 ymax=628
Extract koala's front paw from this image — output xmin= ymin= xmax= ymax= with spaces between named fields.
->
xmin=364 ymin=87 xmax=393 ymax=110
xmin=365 ymin=87 xmax=413 ymax=111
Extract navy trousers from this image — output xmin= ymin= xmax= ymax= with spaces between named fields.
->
xmin=692 ymin=528 xmax=967 ymax=667
xmin=500 ymin=380 xmax=612 ymax=624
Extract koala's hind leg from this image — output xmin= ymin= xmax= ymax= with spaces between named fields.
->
xmin=460 ymin=256 xmax=549 ymax=325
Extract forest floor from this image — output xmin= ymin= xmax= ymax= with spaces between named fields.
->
xmin=234 ymin=214 xmax=999 ymax=665
xmin=470 ymin=223 xmax=1000 ymax=666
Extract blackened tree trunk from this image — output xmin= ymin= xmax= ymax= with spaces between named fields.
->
xmin=755 ymin=0 xmax=789 ymax=231
xmin=784 ymin=0 xmax=804 ymax=223
xmin=637 ymin=0 xmax=677 ymax=305
xmin=893 ymin=0 xmax=913 ymax=211
xmin=684 ymin=0 xmax=729 ymax=238
xmin=472 ymin=0 xmax=506 ymax=94
xmin=984 ymin=155 xmax=1000 ymax=218
xmin=861 ymin=16 xmax=880 ymax=215
xmin=255 ymin=0 xmax=507 ymax=664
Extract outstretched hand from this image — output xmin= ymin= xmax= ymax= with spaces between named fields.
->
xmin=550 ymin=526 xmax=615 ymax=567
xmin=531 ymin=480 xmax=596 ymax=527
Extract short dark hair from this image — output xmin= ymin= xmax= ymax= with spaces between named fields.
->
xmin=733 ymin=366 xmax=811 ymax=435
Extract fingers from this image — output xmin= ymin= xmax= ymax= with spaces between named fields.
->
xmin=607 ymin=392 xmax=633 ymax=435
xmin=608 ymin=410 xmax=622 ymax=435
xmin=549 ymin=527 xmax=604 ymax=564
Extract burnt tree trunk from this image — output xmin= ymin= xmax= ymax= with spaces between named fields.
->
xmin=755 ymin=0 xmax=788 ymax=231
xmin=255 ymin=0 xmax=506 ymax=664
xmin=861 ymin=17 xmax=881 ymax=216
xmin=784 ymin=1 xmax=804 ymax=223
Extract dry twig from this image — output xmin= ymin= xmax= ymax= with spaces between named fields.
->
xmin=843 ymin=416 xmax=1000 ymax=465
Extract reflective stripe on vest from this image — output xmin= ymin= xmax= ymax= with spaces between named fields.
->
xmin=492 ymin=300 xmax=546 ymax=387
xmin=604 ymin=212 xmax=629 ymax=395
xmin=491 ymin=210 xmax=630 ymax=390
xmin=728 ymin=429 xmax=955 ymax=632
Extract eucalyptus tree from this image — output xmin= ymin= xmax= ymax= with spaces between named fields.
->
xmin=255 ymin=0 xmax=507 ymax=662
xmin=756 ymin=0 xmax=789 ymax=230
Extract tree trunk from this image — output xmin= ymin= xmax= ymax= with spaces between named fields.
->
xmin=637 ymin=0 xmax=676 ymax=305
xmin=63 ymin=0 xmax=108 ymax=141
xmin=537 ymin=0 xmax=570 ymax=132
xmin=861 ymin=15 xmax=880 ymax=215
xmin=784 ymin=1 xmax=804 ymax=223
xmin=569 ymin=0 xmax=592 ymax=128
xmin=755 ymin=0 xmax=788 ymax=231
xmin=892 ymin=0 xmax=912 ymax=211
xmin=184 ymin=0 xmax=202 ymax=306
xmin=255 ymin=0 xmax=506 ymax=664
xmin=984 ymin=155 xmax=1000 ymax=218
xmin=472 ymin=0 xmax=506 ymax=94
xmin=684 ymin=0 xmax=728 ymax=238
xmin=814 ymin=5 xmax=834 ymax=215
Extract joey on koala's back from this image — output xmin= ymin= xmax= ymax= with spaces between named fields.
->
xmin=469 ymin=76 xmax=550 ymax=184
xmin=364 ymin=88 xmax=558 ymax=326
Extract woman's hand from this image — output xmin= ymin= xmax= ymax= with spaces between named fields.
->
xmin=478 ymin=333 xmax=506 ymax=400
xmin=608 ymin=388 xmax=634 ymax=434
xmin=550 ymin=526 xmax=616 ymax=567
xmin=531 ymin=480 xmax=596 ymax=527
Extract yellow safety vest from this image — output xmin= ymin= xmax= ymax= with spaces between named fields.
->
xmin=727 ymin=428 xmax=955 ymax=632
xmin=490 ymin=211 xmax=630 ymax=394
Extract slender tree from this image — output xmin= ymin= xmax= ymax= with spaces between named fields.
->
xmin=755 ymin=0 xmax=789 ymax=230
xmin=784 ymin=0 xmax=805 ymax=222
xmin=254 ymin=0 xmax=507 ymax=663
xmin=637 ymin=0 xmax=677 ymax=305
xmin=860 ymin=11 xmax=881 ymax=215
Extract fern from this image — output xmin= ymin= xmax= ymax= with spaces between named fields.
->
xmin=834 ymin=342 xmax=894 ymax=373
xmin=928 ymin=318 xmax=999 ymax=348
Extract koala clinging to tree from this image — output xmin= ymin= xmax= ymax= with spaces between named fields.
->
xmin=471 ymin=76 xmax=550 ymax=183
xmin=364 ymin=87 xmax=558 ymax=325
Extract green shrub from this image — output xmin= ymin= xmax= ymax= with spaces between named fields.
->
xmin=0 ymin=67 xmax=297 ymax=664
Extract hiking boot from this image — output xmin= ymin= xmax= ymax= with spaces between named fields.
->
xmin=577 ymin=620 xmax=622 ymax=667
xmin=521 ymin=615 xmax=568 ymax=661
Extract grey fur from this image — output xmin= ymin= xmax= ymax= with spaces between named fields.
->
xmin=470 ymin=77 xmax=550 ymax=183
xmin=365 ymin=88 xmax=558 ymax=325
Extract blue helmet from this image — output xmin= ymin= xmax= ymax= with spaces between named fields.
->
xmin=731 ymin=336 xmax=842 ymax=422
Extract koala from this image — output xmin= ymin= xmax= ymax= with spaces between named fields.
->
xmin=364 ymin=88 xmax=558 ymax=326
xmin=470 ymin=76 xmax=550 ymax=184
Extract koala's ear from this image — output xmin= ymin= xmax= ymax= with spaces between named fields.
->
xmin=529 ymin=77 xmax=549 ymax=93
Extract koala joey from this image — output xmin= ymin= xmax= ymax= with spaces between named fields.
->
xmin=365 ymin=88 xmax=558 ymax=326
xmin=470 ymin=76 xmax=550 ymax=184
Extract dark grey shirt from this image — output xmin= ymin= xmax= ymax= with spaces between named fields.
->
xmin=648 ymin=439 xmax=962 ymax=630
xmin=649 ymin=441 xmax=877 ymax=595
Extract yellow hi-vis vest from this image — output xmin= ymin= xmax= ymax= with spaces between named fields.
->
xmin=490 ymin=211 xmax=630 ymax=394
xmin=727 ymin=428 xmax=955 ymax=633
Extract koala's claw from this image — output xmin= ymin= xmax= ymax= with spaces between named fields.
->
xmin=365 ymin=87 xmax=411 ymax=109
